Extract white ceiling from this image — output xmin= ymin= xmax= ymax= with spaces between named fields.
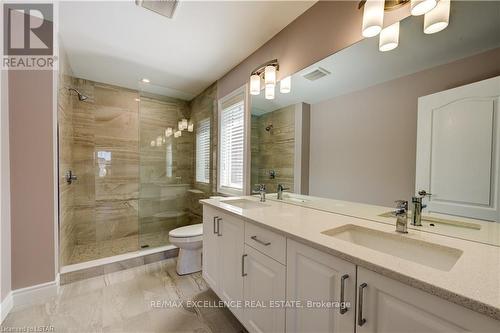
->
xmin=59 ymin=0 xmax=315 ymax=100
xmin=252 ymin=1 xmax=500 ymax=113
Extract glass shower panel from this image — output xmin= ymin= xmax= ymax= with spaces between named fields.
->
xmin=138 ymin=94 xmax=195 ymax=249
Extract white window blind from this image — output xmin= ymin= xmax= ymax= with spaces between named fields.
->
xmin=220 ymin=100 xmax=245 ymax=191
xmin=196 ymin=118 xmax=210 ymax=183
xmin=166 ymin=143 xmax=173 ymax=178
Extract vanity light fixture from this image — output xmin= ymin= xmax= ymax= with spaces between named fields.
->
xmin=410 ymin=0 xmax=436 ymax=16
xmin=280 ymin=76 xmax=291 ymax=94
xmin=361 ymin=0 xmax=385 ymax=37
xmin=250 ymin=74 xmax=261 ymax=95
xmin=248 ymin=59 xmax=285 ymax=99
xmin=379 ymin=21 xmax=400 ymax=51
xmin=424 ymin=0 xmax=450 ymax=34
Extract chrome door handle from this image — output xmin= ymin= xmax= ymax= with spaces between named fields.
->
xmin=241 ymin=254 xmax=248 ymax=277
xmin=217 ymin=218 xmax=222 ymax=236
xmin=250 ymin=235 xmax=271 ymax=246
xmin=339 ymin=274 xmax=349 ymax=314
xmin=358 ymin=283 xmax=367 ymax=326
xmin=213 ymin=216 xmax=219 ymax=234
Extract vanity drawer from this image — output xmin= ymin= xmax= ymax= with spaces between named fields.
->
xmin=245 ymin=222 xmax=286 ymax=264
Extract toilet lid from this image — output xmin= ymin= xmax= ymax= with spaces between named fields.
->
xmin=169 ymin=224 xmax=203 ymax=238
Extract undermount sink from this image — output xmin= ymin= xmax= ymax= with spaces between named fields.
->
xmin=220 ymin=199 xmax=269 ymax=209
xmin=322 ymin=224 xmax=463 ymax=271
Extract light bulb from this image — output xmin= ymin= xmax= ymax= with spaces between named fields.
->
xmin=265 ymin=84 xmax=275 ymax=100
xmin=379 ymin=22 xmax=399 ymax=52
xmin=280 ymin=76 xmax=291 ymax=94
xmin=411 ymin=0 xmax=437 ymax=16
xmin=264 ymin=66 xmax=276 ymax=86
xmin=362 ymin=0 xmax=384 ymax=37
xmin=424 ymin=0 xmax=450 ymax=34
xmin=250 ymin=74 xmax=261 ymax=95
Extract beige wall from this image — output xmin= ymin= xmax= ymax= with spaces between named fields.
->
xmin=1 ymin=68 xmax=11 ymax=301
xmin=9 ymin=70 xmax=55 ymax=289
xmin=310 ymin=48 xmax=500 ymax=207
xmin=217 ymin=1 xmax=409 ymax=99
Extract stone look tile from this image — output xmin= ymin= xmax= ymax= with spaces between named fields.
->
xmin=1 ymin=259 xmax=246 ymax=333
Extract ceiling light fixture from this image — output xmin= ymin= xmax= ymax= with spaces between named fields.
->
xmin=410 ymin=0 xmax=436 ymax=16
xmin=424 ymin=0 xmax=450 ymax=34
xmin=379 ymin=21 xmax=400 ymax=51
xmin=141 ymin=78 xmax=150 ymax=83
xmin=248 ymin=59 xmax=286 ymax=100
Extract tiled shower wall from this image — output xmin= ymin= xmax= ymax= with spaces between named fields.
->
xmin=251 ymin=104 xmax=295 ymax=193
xmin=58 ymin=76 xmax=212 ymax=266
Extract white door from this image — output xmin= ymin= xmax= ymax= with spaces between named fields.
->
xmin=242 ymin=245 xmax=286 ymax=333
xmin=416 ymin=76 xmax=500 ymax=221
xmin=218 ymin=213 xmax=245 ymax=319
xmin=286 ymin=239 xmax=356 ymax=333
xmin=202 ymin=206 xmax=219 ymax=291
xmin=356 ymin=267 xmax=500 ymax=333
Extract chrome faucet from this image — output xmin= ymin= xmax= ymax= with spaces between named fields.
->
xmin=393 ymin=200 xmax=408 ymax=233
xmin=253 ymin=184 xmax=266 ymax=202
xmin=412 ymin=190 xmax=431 ymax=226
xmin=277 ymin=184 xmax=290 ymax=200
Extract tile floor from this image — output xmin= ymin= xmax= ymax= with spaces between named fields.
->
xmin=1 ymin=259 xmax=246 ymax=333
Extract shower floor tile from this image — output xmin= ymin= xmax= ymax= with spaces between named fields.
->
xmin=1 ymin=258 xmax=246 ymax=333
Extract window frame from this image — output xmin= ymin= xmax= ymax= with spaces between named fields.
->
xmin=217 ymin=85 xmax=250 ymax=196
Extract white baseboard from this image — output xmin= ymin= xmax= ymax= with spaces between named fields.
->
xmin=11 ymin=280 xmax=58 ymax=309
xmin=0 ymin=292 xmax=13 ymax=324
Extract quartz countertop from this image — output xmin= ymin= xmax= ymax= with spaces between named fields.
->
xmin=201 ymin=196 xmax=500 ymax=320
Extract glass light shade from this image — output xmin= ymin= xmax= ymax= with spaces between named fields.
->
xmin=156 ymin=136 xmax=162 ymax=146
xmin=178 ymin=121 xmax=183 ymax=131
xmin=379 ymin=22 xmax=400 ymax=52
xmin=424 ymin=0 xmax=450 ymax=34
xmin=264 ymin=65 xmax=276 ymax=86
xmin=174 ymin=130 xmax=181 ymax=138
xmin=188 ymin=123 xmax=194 ymax=132
xmin=265 ymin=84 xmax=275 ymax=100
xmin=250 ymin=74 xmax=261 ymax=95
xmin=280 ymin=76 xmax=291 ymax=94
xmin=165 ymin=127 xmax=173 ymax=137
xmin=181 ymin=118 xmax=188 ymax=130
xmin=362 ymin=0 xmax=384 ymax=37
xmin=150 ymin=140 xmax=156 ymax=147
xmin=411 ymin=0 xmax=437 ymax=16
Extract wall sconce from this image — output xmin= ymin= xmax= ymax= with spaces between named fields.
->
xmin=359 ymin=0 xmax=450 ymax=52
xmin=249 ymin=59 xmax=289 ymax=100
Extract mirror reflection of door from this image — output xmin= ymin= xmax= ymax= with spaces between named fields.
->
xmin=416 ymin=76 xmax=500 ymax=222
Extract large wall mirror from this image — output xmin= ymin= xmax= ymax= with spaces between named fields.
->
xmin=250 ymin=1 xmax=500 ymax=246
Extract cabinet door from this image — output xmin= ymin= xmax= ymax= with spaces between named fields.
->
xmin=218 ymin=213 xmax=245 ymax=319
xmin=243 ymin=245 xmax=286 ymax=333
xmin=202 ymin=206 xmax=220 ymax=292
xmin=356 ymin=267 xmax=500 ymax=333
xmin=286 ymin=239 xmax=356 ymax=333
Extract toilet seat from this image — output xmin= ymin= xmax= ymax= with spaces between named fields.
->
xmin=169 ymin=224 xmax=203 ymax=238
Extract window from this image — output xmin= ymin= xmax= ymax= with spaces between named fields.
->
xmin=196 ymin=118 xmax=210 ymax=183
xmin=166 ymin=143 xmax=173 ymax=178
xmin=219 ymin=93 xmax=246 ymax=194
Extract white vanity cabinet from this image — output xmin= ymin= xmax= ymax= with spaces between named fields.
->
xmin=356 ymin=267 xmax=500 ymax=333
xmin=202 ymin=206 xmax=245 ymax=318
xmin=286 ymin=239 xmax=356 ymax=333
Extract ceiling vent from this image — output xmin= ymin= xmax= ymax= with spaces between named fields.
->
xmin=302 ymin=67 xmax=331 ymax=81
xmin=135 ymin=0 xmax=179 ymax=19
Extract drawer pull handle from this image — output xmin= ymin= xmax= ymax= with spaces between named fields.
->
xmin=358 ymin=283 xmax=367 ymax=326
xmin=251 ymin=235 xmax=271 ymax=246
xmin=216 ymin=218 xmax=222 ymax=236
xmin=242 ymin=254 xmax=248 ymax=277
xmin=339 ymin=274 xmax=349 ymax=315
xmin=213 ymin=216 xmax=219 ymax=234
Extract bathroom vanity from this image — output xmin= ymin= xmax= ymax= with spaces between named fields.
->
xmin=201 ymin=197 xmax=500 ymax=333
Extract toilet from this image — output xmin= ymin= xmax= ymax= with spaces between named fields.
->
xmin=169 ymin=224 xmax=203 ymax=275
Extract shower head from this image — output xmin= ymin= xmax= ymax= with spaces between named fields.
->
xmin=68 ymin=88 xmax=88 ymax=101
xmin=265 ymin=124 xmax=273 ymax=132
